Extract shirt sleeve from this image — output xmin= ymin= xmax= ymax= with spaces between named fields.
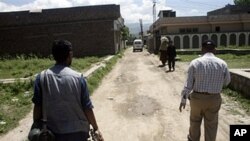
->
xmin=181 ymin=63 xmax=195 ymax=104
xmin=224 ymin=66 xmax=231 ymax=86
xmin=32 ymin=74 xmax=42 ymax=105
xmin=80 ymin=76 xmax=93 ymax=109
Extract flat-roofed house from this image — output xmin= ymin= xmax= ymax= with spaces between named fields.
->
xmin=148 ymin=5 xmax=250 ymax=52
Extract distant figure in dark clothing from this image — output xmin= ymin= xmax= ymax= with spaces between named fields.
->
xmin=159 ymin=36 xmax=169 ymax=67
xmin=166 ymin=40 xmax=176 ymax=71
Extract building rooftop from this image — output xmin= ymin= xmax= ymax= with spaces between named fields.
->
xmin=208 ymin=4 xmax=250 ymax=16
xmin=0 ymin=4 xmax=121 ymax=27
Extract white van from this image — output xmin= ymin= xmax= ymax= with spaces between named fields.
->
xmin=133 ymin=39 xmax=143 ymax=52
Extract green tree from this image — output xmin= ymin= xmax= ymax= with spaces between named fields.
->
xmin=234 ymin=0 xmax=250 ymax=5
xmin=121 ymin=26 xmax=130 ymax=40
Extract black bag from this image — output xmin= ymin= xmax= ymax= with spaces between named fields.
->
xmin=28 ymin=126 xmax=55 ymax=141
xmin=28 ymin=70 xmax=55 ymax=141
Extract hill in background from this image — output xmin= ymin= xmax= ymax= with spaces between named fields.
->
xmin=125 ymin=23 xmax=151 ymax=36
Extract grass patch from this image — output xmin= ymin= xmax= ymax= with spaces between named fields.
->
xmin=87 ymin=52 xmax=124 ymax=94
xmin=0 ymin=56 xmax=103 ymax=79
xmin=178 ymin=54 xmax=250 ymax=69
xmin=218 ymin=45 xmax=250 ymax=50
xmin=71 ymin=56 xmax=104 ymax=72
xmin=0 ymin=80 xmax=33 ymax=134
xmin=0 ymin=55 xmax=106 ymax=135
xmin=177 ymin=46 xmax=250 ymax=51
xmin=222 ymin=88 xmax=250 ymax=114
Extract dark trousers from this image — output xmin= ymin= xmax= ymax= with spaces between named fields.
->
xmin=55 ymin=132 xmax=89 ymax=141
xmin=160 ymin=50 xmax=168 ymax=65
xmin=168 ymin=58 xmax=175 ymax=71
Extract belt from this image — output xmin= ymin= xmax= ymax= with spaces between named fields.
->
xmin=193 ymin=91 xmax=219 ymax=95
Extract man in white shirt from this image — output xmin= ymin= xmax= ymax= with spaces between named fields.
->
xmin=179 ymin=40 xmax=231 ymax=141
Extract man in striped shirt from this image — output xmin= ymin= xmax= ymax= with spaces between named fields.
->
xmin=179 ymin=40 xmax=231 ymax=141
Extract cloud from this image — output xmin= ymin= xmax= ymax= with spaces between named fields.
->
xmin=190 ymin=9 xmax=199 ymax=14
xmin=0 ymin=0 xmax=172 ymax=24
xmin=0 ymin=0 xmax=73 ymax=12
xmin=175 ymin=8 xmax=205 ymax=17
xmin=0 ymin=2 xmax=19 ymax=12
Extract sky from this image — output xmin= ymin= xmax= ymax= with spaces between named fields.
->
xmin=0 ymin=0 xmax=235 ymax=24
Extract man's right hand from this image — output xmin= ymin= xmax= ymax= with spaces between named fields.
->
xmin=95 ymin=129 xmax=104 ymax=141
xmin=179 ymin=102 xmax=186 ymax=112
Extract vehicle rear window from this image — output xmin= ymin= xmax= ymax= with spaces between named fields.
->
xmin=134 ymin=41 xmax=142 ymax=44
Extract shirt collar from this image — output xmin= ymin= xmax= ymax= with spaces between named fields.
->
xmin=203 ymin=52 xmax=215 ymax=57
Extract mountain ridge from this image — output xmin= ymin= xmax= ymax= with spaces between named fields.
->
xmin=125 ymin=23 xmax=151 ymax=36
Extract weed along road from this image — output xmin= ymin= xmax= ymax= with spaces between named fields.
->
xmin=91 ymin=47 xmax=250 ymax=141
xmin=0 ymin=48 xmax=250 ymax=141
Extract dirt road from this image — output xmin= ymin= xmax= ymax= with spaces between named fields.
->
xmin=91 ymin=48 xmax=250 ymax=141
xmin=1 ymin=47 xmax=249 ymax=141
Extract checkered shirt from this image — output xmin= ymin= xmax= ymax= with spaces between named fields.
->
xmin=181 ymin=53 xmax=231 ymax=103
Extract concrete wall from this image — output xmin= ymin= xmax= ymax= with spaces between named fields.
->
xmin=162 ymin=32 xmax=250 ymax=49
xmin=197 ymin=25 xmax=211 ymax=33
xmin=229 ymin=69 xmax=250 ymax=99
xmin=211 ymin=23 xmax=243 ymax=32
xmin=243 ymin=23 xmax=250 ymax=30
xmin=163 ymin=25 xmax=211 ymax=34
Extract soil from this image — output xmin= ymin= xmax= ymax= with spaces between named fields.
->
xmin=1 ymin=47 xmax=249 ymax=141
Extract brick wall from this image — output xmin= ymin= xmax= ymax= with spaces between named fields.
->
xmin=0 ymin=5 xmax=123 ymax=57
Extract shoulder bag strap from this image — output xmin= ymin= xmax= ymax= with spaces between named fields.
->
xmin=40 ymin=70 xmax=48 ymax=130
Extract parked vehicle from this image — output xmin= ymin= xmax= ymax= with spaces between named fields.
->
xmin=133 ymin=39 xmax=143 ymax=52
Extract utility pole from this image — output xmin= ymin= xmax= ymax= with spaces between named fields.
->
xmin=139 ymin=19 xmax=143 ymax=41
xmin=152 ymin=0 xmax=157 ymax=53
xmin=153 ymin=0 xmax=156 ymax=23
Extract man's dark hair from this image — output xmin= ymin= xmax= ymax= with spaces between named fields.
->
xmin=52 ymin=40 xmax=72 ymax=63
xmin=202 ymin=40 xmax=216 ymax=51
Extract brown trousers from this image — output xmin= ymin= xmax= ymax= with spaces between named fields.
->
xmin=189 ymin=92 xmax=222 ymax=141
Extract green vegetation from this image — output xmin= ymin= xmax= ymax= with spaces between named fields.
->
xmin=0 ymin=55 xmax=102 ymax=79
xmin=222 ymin=88 xmax=250 ymax=114
xmin=234 ymin=0 xmax=250 ymax=5
xmin=0 ymin=80 xmax=33 ymax=134
xmin=178 ymin=54 xmax=250 ymax=69
xmin=87 ymin=51 xmax=124 ymax=94
xmin=121 ymin=26 xmax=130 ymax=40
xmin=71 ymin=56 xmax=104 ymax=72
xmin=217 ymin=45 xmax=250 ymax=50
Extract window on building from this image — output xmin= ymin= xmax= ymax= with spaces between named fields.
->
xmin=186 ymin=28 xmax=192 ymax=33
xmin=215 ymin=26 xmax=220 ymax=32
xmin=179 ymin=28 xmax=185 ymax=33
xmin=192 ymin=28 xmax=198 ymax=33
xmin=179 ymin=28 xmax=198 ymax=33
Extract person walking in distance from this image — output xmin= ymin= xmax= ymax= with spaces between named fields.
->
xmin=166 ymin=40 xmax=176 ymax=72
xmin=159 ymin=36 xmax=169 ymax=67
xmin=179 ymin=40 xmax=231 ymax=141
xmin=32 ymin=40 xmax=104 ymax=141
